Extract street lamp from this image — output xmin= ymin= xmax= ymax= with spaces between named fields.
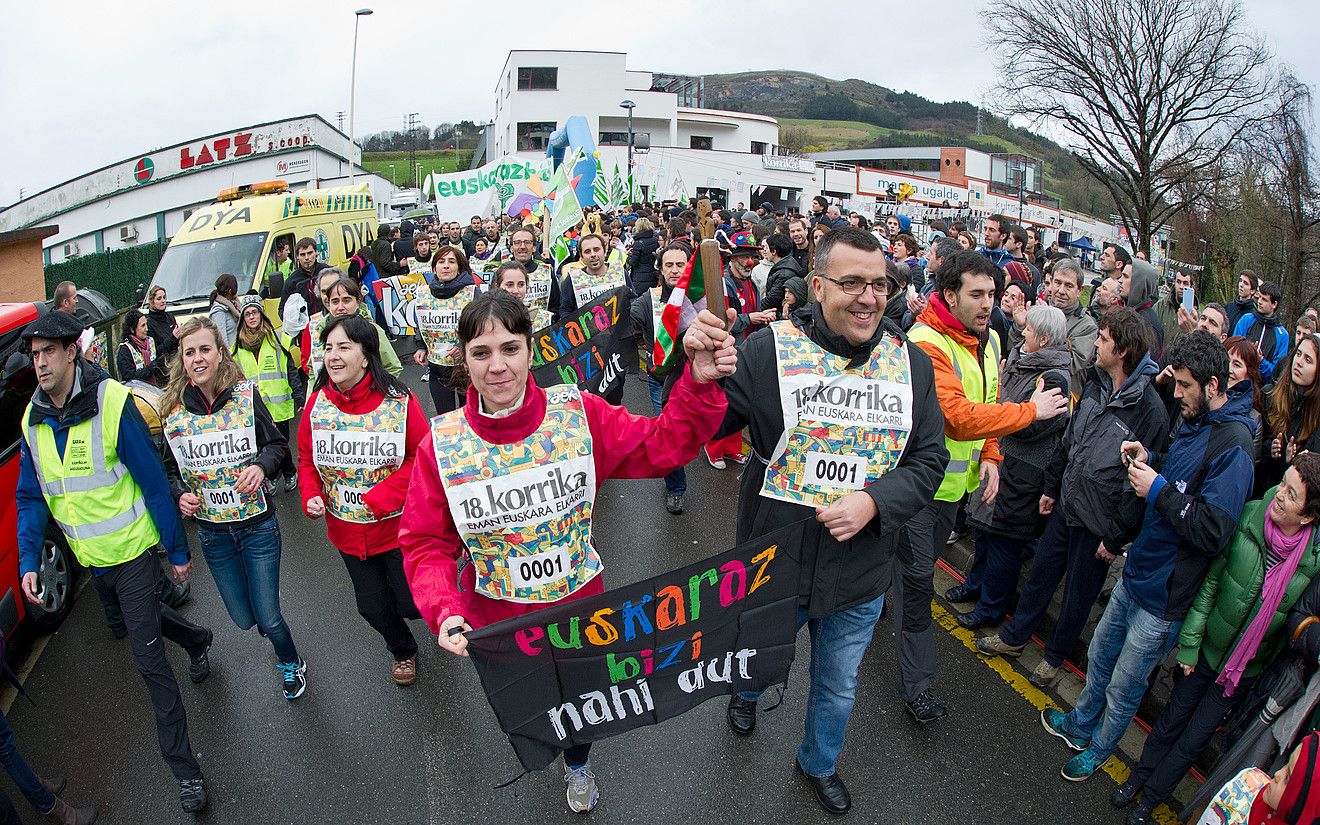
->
xmin=619 ymin=99 xmax=636 ymax=200
xmin=388 ymin=164 xmax=396 ymax=185
xmin=347 ymin=7 xmax=373 ymax=185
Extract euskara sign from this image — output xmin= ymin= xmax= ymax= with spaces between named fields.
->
xmin=530 ymin=287 xmax=633 ymax=397
xmin=429 ymin=155 xmax=546 ymax=219
xmin=464 ymin=521 xmax=803 ymax=771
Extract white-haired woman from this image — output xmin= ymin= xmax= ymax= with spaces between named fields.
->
xmin=953 ymin=304 xmax=1073 ymax=628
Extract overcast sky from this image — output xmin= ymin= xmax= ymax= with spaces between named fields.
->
xmin=0 ymin=0 xmax=1313 ymax=208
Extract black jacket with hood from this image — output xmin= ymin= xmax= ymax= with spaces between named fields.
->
xmin=1044 ymin=354 xmax=1171 ymax=548
xmin=1127 ymin=260 xmax=1166 ymax=361
xmin=759 ymin=255 xmax=805 ymax=316
xmin=715 ymin=304 xmax=948 ymax=618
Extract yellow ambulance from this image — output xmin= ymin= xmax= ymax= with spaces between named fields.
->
xmin=145 ymin=180 xmax=378 ymax=323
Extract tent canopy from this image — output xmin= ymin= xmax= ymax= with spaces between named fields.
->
xmin=1067 ymin=236 xmax=1098 ymax=252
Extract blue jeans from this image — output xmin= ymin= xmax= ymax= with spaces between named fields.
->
xmin=0 ymin=712 xmax=53 ymax=813
xmin=1063 ymin=579 xmax=1181 ymax=761
xmin=965 ymin=529 xmax=1028 ymax=620
xmin=197 ymin=516 xmax=300 ymax=664
xmin=646 ymin=376 xmax=686 ymax=496
xmin=741 ymin=592 xmax=887 ymax=776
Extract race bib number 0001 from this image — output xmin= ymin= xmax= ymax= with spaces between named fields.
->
xmin=508 ymin=546 xmax=573 ymax=590
xmin=336 ymin=484 xmax=371 ymax=513
xmin=803 ymin=451 xmax=867 ymax=490
xmin=202 ymin=486 xmax=241 ymax=510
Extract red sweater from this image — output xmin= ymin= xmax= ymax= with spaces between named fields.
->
xmin=399 ymin=366 xmax=727 ymax=634
xmin=297 ymin=377 xmax=430 ymax=559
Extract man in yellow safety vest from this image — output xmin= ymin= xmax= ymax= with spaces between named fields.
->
xmin=15 ymin=310 xmax=215 ymax=814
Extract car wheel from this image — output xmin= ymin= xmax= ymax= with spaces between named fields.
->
xmin=28 ymin=536 xmax=74 ymax=630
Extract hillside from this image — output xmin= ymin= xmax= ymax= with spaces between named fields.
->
xmin=703 ymin=71 xmax=1114 ymax=217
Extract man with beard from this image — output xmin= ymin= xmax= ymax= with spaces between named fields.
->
xmin=1042 ymin=331 xmax=1254 ymax=784
xmin=902 ymin=250 xmax=1068 ymax=723
xmin=788 ymin=217 xmax=811 ymax=272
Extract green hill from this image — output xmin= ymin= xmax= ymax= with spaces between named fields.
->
xmin=705 ymin=71 xmax=1114 ymax=217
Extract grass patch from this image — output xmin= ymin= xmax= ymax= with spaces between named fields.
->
xmin=362 ymin=150 xmax=475 ymax=186
xmin=780 ymin=118 xmax=891 ymax=149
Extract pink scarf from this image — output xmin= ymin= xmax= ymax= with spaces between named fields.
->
xmin=1217 ymin=514 xmax=1313 ymax=696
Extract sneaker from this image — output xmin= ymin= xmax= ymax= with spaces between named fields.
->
xmin=279 ymin=658 xmax=307 ymax=700
xmin=705 ymin=447 xmax=726 ymax=470
xmin=1061 ymin=749 xmax=1107 ymax=782
xmin=905 ymin=688 xmax=949 ymax=724
xmin=391 ymin=655 xmax=417 ymax=686
xmin=284 ymin=475 xmax=298 ymax=492
xmin=263 ymin=479 xmax=275 ymax=495
xmin=1041 ymin=708 xmax=1088 ymax=752
xmin=421 ymin=373 xmax=430 ymax=382
xmin=1029 ymin=660 xmax=1061 ymax=688
xmin=665 ymin=494 xmax=684 ymax=515
xmin=564 ymin=762 xmax=599 ymax=813
xmin=179 ymin=777 xmax=207 ymax=812
xmin=728 ymin=452 xmax=749 ymax=466
xmin=946 ymin=529 xmax=965 ymax=546
xmin=188 ymin=630 xmax=213 ymax=684
xmin=975 ymin=633 xmax=1026 ymax=658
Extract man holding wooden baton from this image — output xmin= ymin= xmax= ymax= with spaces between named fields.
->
xmin=694 ymin=226 xmax=948 ymax=814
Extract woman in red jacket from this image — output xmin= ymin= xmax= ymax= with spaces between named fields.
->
xmin=400 ymin=290 xmax=736 ymax=814
xmin=298 ymin=314 xmax=428 ymax=686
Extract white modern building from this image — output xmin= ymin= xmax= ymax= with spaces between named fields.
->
xmin=0 ymin=115 xmax=396 ymax=264
xmin=486 ymin=50 xmax=822 ymax=213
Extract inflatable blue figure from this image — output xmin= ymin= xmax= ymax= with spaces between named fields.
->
xmin=545 ymin=116 xmax=600 ymax=207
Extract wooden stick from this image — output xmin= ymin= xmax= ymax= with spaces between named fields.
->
xmin=699 ymin=238 xmax=727 ymax=324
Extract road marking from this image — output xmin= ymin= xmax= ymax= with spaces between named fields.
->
xmin=1 ymin=574 xmax=92 ymax=715
xmin=931 ymin=600 xmax=1181 ymax=825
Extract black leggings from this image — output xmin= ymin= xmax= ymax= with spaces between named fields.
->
xmin=563 ymin=743 xmax=592 ymax=769
xmin=428 ymin=363 xmax=461 ymax=415
xmin=274 ymin=419 xmax=296 ymax=478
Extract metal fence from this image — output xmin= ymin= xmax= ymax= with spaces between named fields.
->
xmin=43 ymin=241 xmax=165 ymax=310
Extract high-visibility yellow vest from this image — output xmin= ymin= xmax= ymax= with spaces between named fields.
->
xmin=233 ymin=336 xmax=294 ymax=422
xmin=23 ymin=379 xmax=159 ymax=566
xmin=906 ymin=323 xmax=1001 ymax=502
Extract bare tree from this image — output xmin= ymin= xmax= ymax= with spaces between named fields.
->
xmin=987 ymin=0 xmax=1278 ymax=255
xmin=1257 ymin=74 xmax=1320 ymax=311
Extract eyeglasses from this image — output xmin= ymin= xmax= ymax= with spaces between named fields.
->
xmin=819 ymin=274 xmax=899 ymax=297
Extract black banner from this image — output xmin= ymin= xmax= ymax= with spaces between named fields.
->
xmin=529 ymin=286 xmax=632 ymax=398
xmin=464 ymin=521 xmax=804 ymax=771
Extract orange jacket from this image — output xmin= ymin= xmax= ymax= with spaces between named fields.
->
xmin=911 ymin=296 xmax=1035 ymax=464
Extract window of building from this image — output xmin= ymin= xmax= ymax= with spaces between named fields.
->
xmin=516 ymin=67 xmax=558 ymax=91
xmin=689 ymin=136 xmax=713 ymax=150
xmin=750 ymin=141 xmax=768 ymax=155
xmin=599 ymin=131 xmax=651 ymax=146
xmin=517 ymin=122 xmax=556 ymax=151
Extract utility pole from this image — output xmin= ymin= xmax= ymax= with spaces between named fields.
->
xmin=337 ymin=111 xmax=346 ymax=131
xmin=407 ymin=112 xmax=420 ymax=187
xmin=976 ymin=107 xmax=984 ymax=136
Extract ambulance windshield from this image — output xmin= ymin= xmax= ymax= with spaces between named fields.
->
xmin=150 ymin=233 xmax=267 ymax=304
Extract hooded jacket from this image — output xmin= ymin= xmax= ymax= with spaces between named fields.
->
xmin=625 ymin=229 xmax=659 ymax=293
xmin=1233 ymin=310 xmax=1290 ymax=382
xmin=715 ymin=304 xmax=948 ymax=618
xmin=1123 ymin=387 xmax=1257 ymax=621
xmin=163 ymin=381 xmax=289 ymax=530
xmin=1226 ymin=296 xmax=1257 ymax=334
xmin=1126 ymin=260 xmax=1165 ymax=361
xmin=16 ymin=359 xmax=190 ymax=575
xmin=1045 ymin=355 xmax=1170 ymax=548
xmin=967 ymin=341 xmax=1071 ymax=539
xmin=759 ymin=255 xmax=805 ymax=317
xmin=911 ymin=294 xmax=1038 ymax=465
xmin=1178 ymin=490 xmax=1320 ymax=677
xmin=145 ymin=306 xmax=178 ymax=359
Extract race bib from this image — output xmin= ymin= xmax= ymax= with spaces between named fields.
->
xmin=803 ymin=451 xmax=867 ymax=490
xmin=507 ymin=547 xmax=574 ymax=590
xmin=450 ymin=457 xmax=593 ymax=533
xmin=201 ymin=486 xmax=242 ymax=511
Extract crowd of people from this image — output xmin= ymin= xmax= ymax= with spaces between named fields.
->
xmin=14 ymin=197 xmax=1320 ymax=825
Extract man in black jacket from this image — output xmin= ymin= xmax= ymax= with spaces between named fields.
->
xmin=1225 ymin=269 xmax=1259 ymax=333
xmin=758 ymin=232 xmax=804 ymax=317
xmin=977 ymin=308 xmax=1169 ymax=687
xmin=716 ymin=227 xmax=947 ymax=815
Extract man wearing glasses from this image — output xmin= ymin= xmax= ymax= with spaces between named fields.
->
xmin=903 ymin=250 xmax=1069 ymax=722
xmin=714 ymin=226 xmax=949 ymax=814
xmin=506 ymin=226 xmax=558 ymax=322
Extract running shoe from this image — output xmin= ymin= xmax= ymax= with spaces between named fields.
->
xmin=564 ymin=762 xmax=599 ymax=813
xmin=279 ymin=658 xmax=307 ymax=700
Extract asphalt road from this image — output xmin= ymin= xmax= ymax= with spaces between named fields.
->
xmin=4 ymin=365 xmax=1137 ymax=824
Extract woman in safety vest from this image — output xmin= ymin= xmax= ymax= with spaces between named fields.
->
xmin=411 ymin=244 xmax=476 ymax=414
xmin=298 ymin=314 xmax=429 ymax=686
xmin=398 ymin=290 xmax=736 ymax=813
xmin=306 ymin=270 xmax=403 ymax=386
xmin=115 ymin=308 xmax=165 ymax=386
xmin=161 ymin=316 xmax=307 ymax=700
xmin=233 ymin=294 xmax=300 ymax=491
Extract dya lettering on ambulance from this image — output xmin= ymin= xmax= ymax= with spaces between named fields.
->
xmin=513 ymin=544 xmax=779 ymax=675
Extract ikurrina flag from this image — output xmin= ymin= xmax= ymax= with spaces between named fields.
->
xmin=651 ymin=248 xmax=709 ymax=375
xmin=463 ymin=520 xmax=804 ymax=771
